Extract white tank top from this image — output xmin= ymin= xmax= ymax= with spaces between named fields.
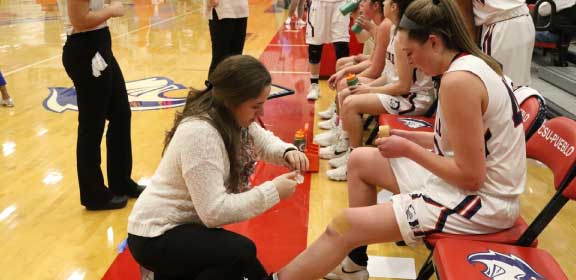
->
xmin=57 ymin=0 xmax=108 ymax=35
xmin=426 ymin=54 xmax=526 ymax=229
xmin=473 ymin=0 xmax=527 ymax=25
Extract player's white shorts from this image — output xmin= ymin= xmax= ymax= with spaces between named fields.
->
xmin=377 ymin=92 xmax=434 ymax=116
xmin=481 ymin=6 xmax=535 ymax=86
xmin=306 ymin=0 xmax=350 ymax=45
xmin=388 ymin=158 xmax=513 ymax=246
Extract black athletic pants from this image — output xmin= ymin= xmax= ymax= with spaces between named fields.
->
xmin=208 ymin=9 xmax=248 ymax=74
xmin=128 ymin=223 xmax=268 ymax=279
xmin=62 ymin=27 xmax=137 ymax=207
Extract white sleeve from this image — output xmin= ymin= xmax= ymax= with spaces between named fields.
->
xmin=177 ymin=122 xmax=280 ymax=228
xmin=249 ymin=122 xmax=297 ymax=166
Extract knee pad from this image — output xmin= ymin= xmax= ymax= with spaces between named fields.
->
xmin=308 ymin=44 xmax=323 ymax=64
xmin=329 ymin=210 xmax=352 ymax=236
xmin=333 ymin=42 xmax=350 ymax=60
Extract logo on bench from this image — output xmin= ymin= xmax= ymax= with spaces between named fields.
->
xmin=467 ymin=250 xmax=543 ymax=280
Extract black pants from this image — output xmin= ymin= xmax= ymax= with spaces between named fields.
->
xmin=208 ymin=10 xmax=247 ymax=74
xmin=128 ymin=224 xmax=268 ymax=279
xmin=62 ymin=27 xmax=136 ymax=207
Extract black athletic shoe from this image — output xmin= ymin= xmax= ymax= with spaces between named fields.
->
xmin=85 ymin=195 xmax=128 ymax=211
xmin=126 ymin=184 xmax=146 ymax=198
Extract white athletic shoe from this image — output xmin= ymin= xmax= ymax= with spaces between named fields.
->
xmin=307 ymin=83 xmax=320 ymax=100
xmin=324 ymin=256 xmax=369 ymax=280
xmin=314 ymin=126 xmax=341 ymax=147
xmin=1 ymin=98 xmax=14 ymax=107
xmin=296 ymin=19 xmax=307 ymax=28
xmin=320 ymin=137 xmax=349 ymax=160
xmin=284 ymin=17 xmax=292 ymax=26
xmin=328 ymin=149 xmax=350 ymax=168
xmin=318 ymin=102 xmax=336 ymax=120
xmin=327 ymin=164 xmax=348 ymax=181
xmin=319 ymin=114 xmax=337 ymax=130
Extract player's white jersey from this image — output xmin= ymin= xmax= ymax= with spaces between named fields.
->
xmin=427 ymin=54 xmax=526 ymax=229
xmin=473 ymin=0 xmax=527 ymax=25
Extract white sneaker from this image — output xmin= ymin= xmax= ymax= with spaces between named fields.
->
xmin=307 ymin=83 xmax=320 ymax=100
xmin=284 ymin=17 xmax=292 ymax=26
xmin=328 ymin=149 xmax=350 ymax=168
xmin=1 ymin=98 xmax=14 ymax=107
xmin=327 ymin=164 xmax=348 ymax=181
xmin=314 ymin=126 xmax=341 ymax=147
xmin=324 ymin=256 xmax=369 ymax=280
xmin=320 ymin=137 xmax=349 ymax=159
xmin=318 ymin=102 xmax=336 ymax=120
xmin=296 ymin=19 xmax=307 ymax=28
xmin=319 ymin=114 xmax=337 ymax=130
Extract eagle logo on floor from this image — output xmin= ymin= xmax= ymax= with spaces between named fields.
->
xmin=467 ymin=250 xmax=544 ymax=280
xmin=44 ymin=77 xmax=187 ymax=113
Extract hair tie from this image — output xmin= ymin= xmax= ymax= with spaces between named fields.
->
xmin=204 ymin=80 xmax=213 ymax=91
xmin=432 ymin=0 xmax=440 ymax=5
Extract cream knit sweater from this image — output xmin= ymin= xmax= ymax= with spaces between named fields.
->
xmin=128 ymin=118 xmax=295 ymax=237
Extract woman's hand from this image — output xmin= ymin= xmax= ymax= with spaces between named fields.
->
xmin=374 ymin=135 xmax=414 ymax=158
xmin=284 ymin=150 xmax=309 ymax=172
xmin=271 ymin=172 xmax=299 ymax=200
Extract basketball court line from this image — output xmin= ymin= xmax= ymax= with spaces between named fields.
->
xmin=4 ymin=11 xmax=193 ymax=77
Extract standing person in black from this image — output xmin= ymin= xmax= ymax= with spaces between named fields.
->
xmin=205 ymin=0 xmax=249 ymax=74
xmin=59 ymin=0 xmax=145 ymax=210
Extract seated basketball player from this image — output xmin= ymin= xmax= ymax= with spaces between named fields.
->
xmin=127 ymin=56 xmax=309 ymax=279
xmin=267 ymin=0 xmax=526 ymax=279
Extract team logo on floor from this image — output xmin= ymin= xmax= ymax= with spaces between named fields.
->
xmin=467 ymin=250 xmax=544 ymax=280
xmin=398 ymin=118 xmax=432 ymax=129
xmin=44 ymin=77 xmax=187 ymax=113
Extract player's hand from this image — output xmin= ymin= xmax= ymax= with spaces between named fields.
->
xmin=328 ymin=71 xmax=345 ymax=89
xmin=375 ymin=135 xmax=413 ymax=158
xmin=349 ymin=84 xmax=370 ymax=95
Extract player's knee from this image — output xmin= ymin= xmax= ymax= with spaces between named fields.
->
xmin=341 ymin=94 xmax=358 ymax=112
xmin=326 ymin=209 xmax=352 ymax=237
xmin=308 ymin=44 xmax=323 ymax=64
xmin=348 ymin=147 xmax=370 ymax=173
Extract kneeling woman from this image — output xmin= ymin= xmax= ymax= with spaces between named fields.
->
xmin=128 ymin=55 xmax=308 ymax=279
xmin=272 ymin=0 xmax=526 ymax=278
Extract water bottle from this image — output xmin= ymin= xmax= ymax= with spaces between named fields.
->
xmin=339 ymin=0 xmax=359 ymax=16
xmin=293 ymin=129 xmax=307 ymax=152
xmin=351 ymin=13 xmax=364 ymax=33
xmin=351 ymin=22 xmax=363 ymax=33
xmin=346 ymin=73 xmax=360 ymax=87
